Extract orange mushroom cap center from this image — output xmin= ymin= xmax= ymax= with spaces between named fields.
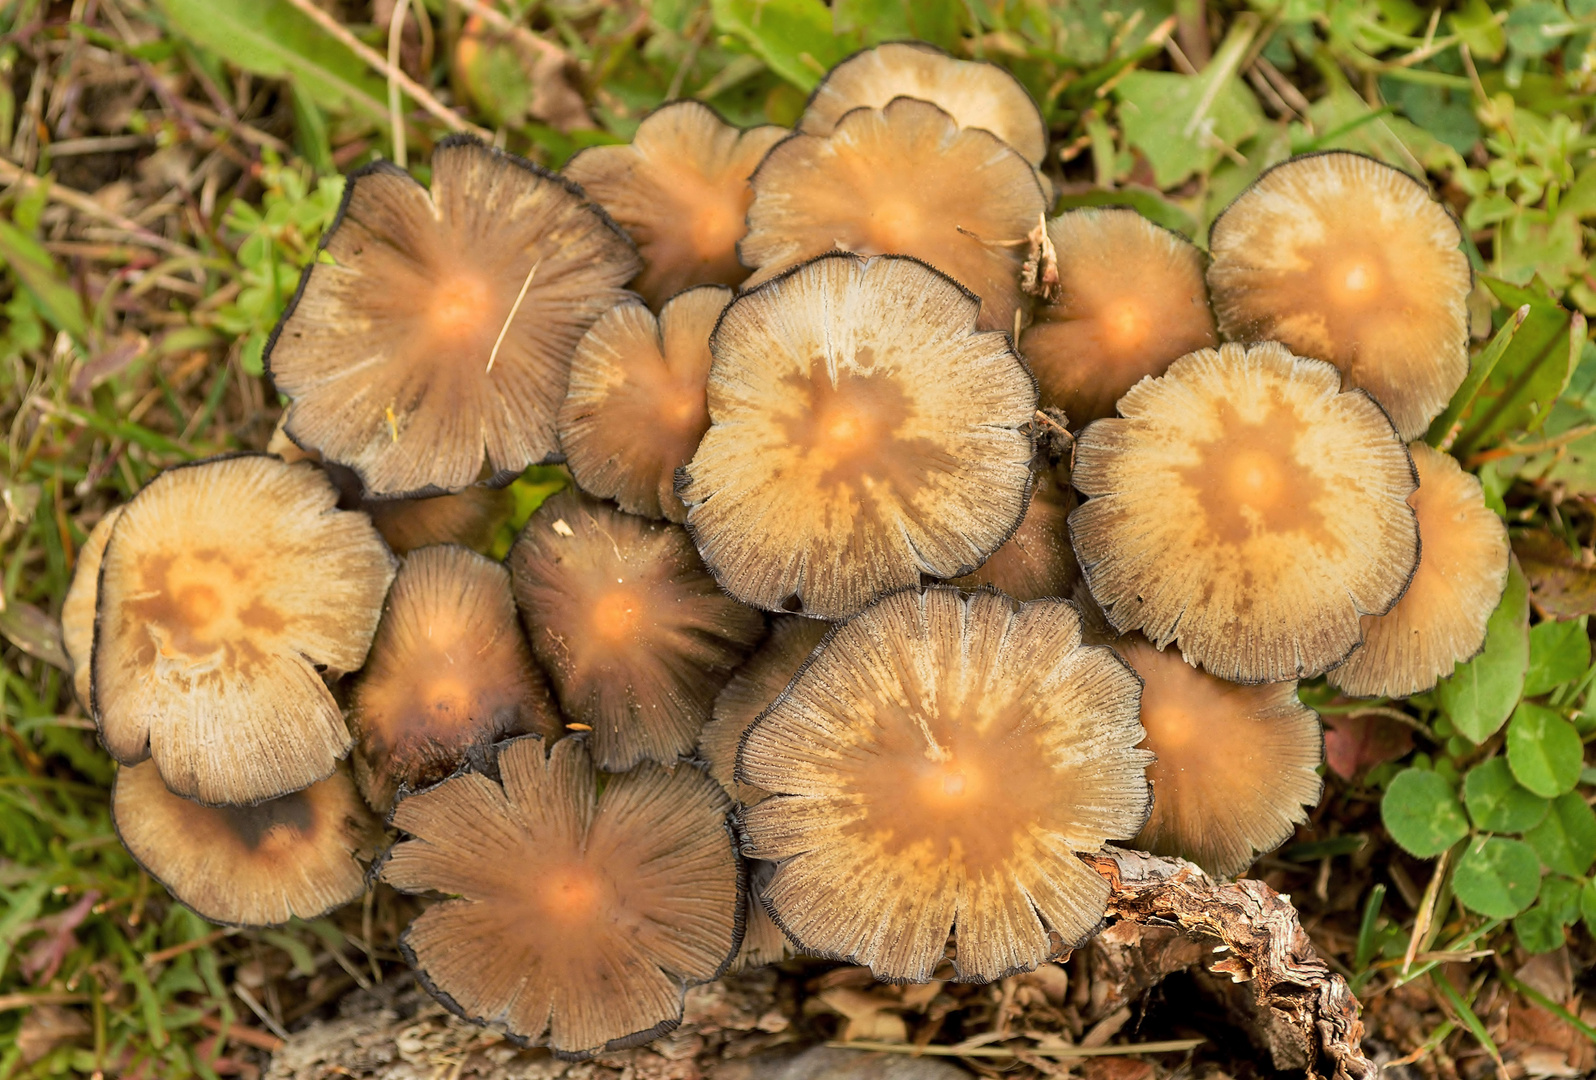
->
xmin=1099 ymin=297 xmax=1151 ymax=353
xmin=590 ymin=587 xmax=644 ymax=643
xmin=423 ymin=675 xmax=474 ymax=718
xmin=428 ymin=274 xmax=496 ymax=340
xmin=1224 ymin=449 xmax=1286 ymax=508
xmin=1327 ymin=255 xmax=1382 ymax=307
xmin=537 ymin=863 xmax=606 ymax=924
xmin=869 ymin=201 xmax=921 ymax=252
xmin=691 ymin=200 xmax=745 ymax=260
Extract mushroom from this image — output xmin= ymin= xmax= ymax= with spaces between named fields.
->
xmin=1018 ymin=209 xmax=1217 ymax=426
xmin=61 ymin=505 xmax=122 ymax=708
xmin=1330 ymin=443 xmax=1509 ymax=697
xmin=949 ymin=461 xmax=1078 ymax=601
xmin=265 ymin=135 xmax=640 ymax=497
xmin=1206 ymin=151 xmax=1472 ymax=441
xmin=112 ymin=760 xmax=381 ymax=927
xmin=558 ymin=285 xmax=728 ymax=522
xmin=680 ymin=254 xmax=1037 ymax=620
xmin=739 ymin=100 xmax=1046 ymax=332
xmin=380 ymin=735 xmax=742 ymax=1057
xmin=349 ymin=545 xmax=564 ymax=813
xmin=1070 ymin=342 xmax=1421 ymax=684
xmin=508 ymin=488 xmax=765 ymax=772
xmin=92 ymin=454 xmax=396 ymax=806
xmin=800 ymin=42 xmax=1048 ymax=169
xmin=1114 ymin=634 xmax=1323 ymax=878
xmin=563 ymin=102 xmax=786 ymax=307
xmin=739 ymin=587 xmax=1150 ymax=983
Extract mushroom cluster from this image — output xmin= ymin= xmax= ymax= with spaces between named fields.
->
xmin=64 ymin=41 xmax=1509 ymax=1055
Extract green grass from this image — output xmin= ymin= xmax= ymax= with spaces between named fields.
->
xmin=1 ymin=0 xmax=1594 ymax=1073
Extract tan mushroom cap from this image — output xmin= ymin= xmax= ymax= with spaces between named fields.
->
xmin=93 ymin=455 xmax=396 ymax=805
xmin=62 ymin=505 xmax=122 ymax=708
xmin=949 ymin=465 xmax=1078 ymax=601
xmin=740 ymin=588 xmax=1150 ymax=983
xmin=1019 ymin=209 xmax=1217 ymax=426
xmin=1115 ymin=635 xmax=1323 ymax=878
xmin=113 ymin=760 xmax=381 ymax=927
xmin=381 ymin=736 xmax=741 ymax=1057
xmin=564 ymin=102 xmax=785 ymax=307
xmin=350 ymin=545 xmax=563 ymax=813
xmin=509 ymin=488 xmax=764 ymax=772
xmin=1070 ymin=342 xmax=1420 ymax=684
xmin=266 ymin=135 xmax=640 ymax=497
xmin=1207 ymin=152 xmax=1471 ymax=441
xmin=740 ymin=99 xmax=1045 ymax=332
xmin=802 ymin=43 xmax=1047 ymax=167
xmin=1331 ymin=444 xmax=1509 ymax=697
xmin=559 ymin=286 xmax=727 ymax=522
xmin=680 ymin=254 xmax=1037 ymax=620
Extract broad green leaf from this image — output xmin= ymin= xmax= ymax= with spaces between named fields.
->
xmin=153 ymin=0 xmax=389 ymax=125
xmin=1515 ymin=902 xmax=1568 ymax=953
xmin=1505 ymin=1 xmax=1565 ymax=60
xmin=1453 ymin=278 xmax=1576 ymax=456
xmin=1462 ymin=758 xmax=1548 ymax=833
xmin=1506 ymin=702 xmax=1584 ymax=797
xmin=1438 ymin=559 xmax=1530 ymax=743
xmin=1052 ymin=188 xmax=1199 ymax=238
xmin=1524 ymin=791 xmax=1596 ymax=876
xmin=1382 ymin=768 xmax=1469 ymax=858
xmin=1453 ymin=836 xmax=1542 ymax=918
xmin=1497 ymin=210 xmax=1586 ymax=291
xmin=1582 ymin=877 xmax=1596 ymax=935
xmin=830 ymin=0 xmax=966 ymax=51
xmin=1427 ymin=304 xmax=1530 ymax=448
xmin=1523 ymin=617 xmax=1590 ymax=696
xmin=0 ymin=219 xmax=89 ymax=342
xmin=1114 ymin=20 xmax=1264 ymax=189
xmin=710 ymin=0 xmax=844 ymax=91
xmin=1448 ymin=0 xmax=1507 ymax=61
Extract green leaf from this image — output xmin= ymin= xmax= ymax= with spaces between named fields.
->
xmin=1454 ymin=278 xmax=1577 ymax=456
xmin=1514 ymin=875 xmax=1582 ymax=953
xmin=0 ymin=219 xmax=89 ymax=342
xmin=153 ymin=0 xmax=389 ymax=126
xmin=1523 ymin=617 xmax=1591 ymax=696
xmin=1506 ymin=702 xmax=1584 ymax=797
xmin=1581 ymin=877 xmax=1596 ymax=935
xmin=1453 ymin=836 xmax=1542 ymax=918
xmin=1505 ymin=1 xmax=1565 ymax=60
xmin=1428 ymin=305 xmax=1530 ymax=448
xmin=1448 ymin=0 xmax=1507 ymax=61
xmin=1462 ymin=757 xmax=1549 ymax=833
xmin=1524 ymin=791 xmax=1596 ymax=876
xmin=1114 ymin=18 xmax=1264 ymax=189
xmin=710 ymin=0 xmax=844 ymax=91
xmin=1382 ymin=768 xmax=1470 ymax=858
xmin=830 ymin=0 xmax=966 ymax=51
xmin=1438 ymin=559 xmax=1530 ymax=743
xmin=1051 ymin=187 xmax=1198 ymax=238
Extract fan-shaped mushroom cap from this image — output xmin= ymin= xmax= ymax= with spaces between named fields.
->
xmin=381 ymin=736 xmax=741 ymax=1057
xmin=350 ymin=545 xmax=562 ymax=813
xmin=112 ymin=760 xmax=380 ymax=927
xmin=564 ymin=103 xmax=785 ymax=307
xmin=1018 ymin=209 xmax=1217 ymax=426
xmin=1206 ymin=152 xmax=1471 ymax=441
xmin=92 ymin=455 xmax=396 ymax=805
xmin=1331 ymin=444 xmax=1509 ymax=697
xmin=949 ymin=465 xmax=1078 ymax=601
xmin=62 ymin=506 xmax=122 ymax=708
xmin=1069 ymin=342 xmax=1419 ymax=684
xmin=509 ymin=489 xmax=764 ymax=772
xmin=266 ymin=135 xmax=640 ymax=497
xmin=801 ymin=43 xmax=1048 ymax=167
xmin=1114 ymin=635 xmax=1323 ymax=878
xmin=680 ymin=254 xmax=1037 ymax=620
xmin=739 ymin=587 xmax=1150 ymax=983
xmin=559 ymin=286 xmax=727 ymax=522
xmin=739 ymin=100 xmax=1045 ymax=332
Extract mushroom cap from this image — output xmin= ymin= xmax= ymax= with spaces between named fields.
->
xmin=949 ymin=464 xmax=1078 ymax=601
xmin=508 ymin=488 xmax=765 ymax=772
xmin=801 ymin=43 xmax=1048 ymax=167
xmin=1070 ymin=342 xmax=1420 ymax=684
xmin=381 ymin=735 xmax=742 ymax=1057
xmin=364 ymin=487 xmax=515 ymax=556
xmin=700 ymin=615 xmax=831 ymax=805
xmin=266 ymin=135 xmax=640 ymax=497
xmin=739 ymin=587 xmax=1151 ymax=983
xmin=564 ymin=102 xmax=786 ymax=307
xmin=62 ymin=505 xmax=122 ymax=708
xmin=350 ymin=545 xmax=563 ymax=813
xmin=112 ymin=760 xmax=380 ymax=927
xmin=1206 ymin=151 xmax=1471 ymax=441
xmin=680 ymin=254 xmax=1037 ymax=620
xmin=1330 ymin=443 xmax=1509 ymax=697
xmin=739 ymin=99 xmax=1046 ymax=332
xmin=1018 ymin=209 xmax=1217 ymax=426
xmin=558 ymin=286 xmax=728 ymax=522
xmin=1115 ymin=635 xmax=1323 ymax=878
xmin=92 ymin=454 xmax=397 ymax=805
